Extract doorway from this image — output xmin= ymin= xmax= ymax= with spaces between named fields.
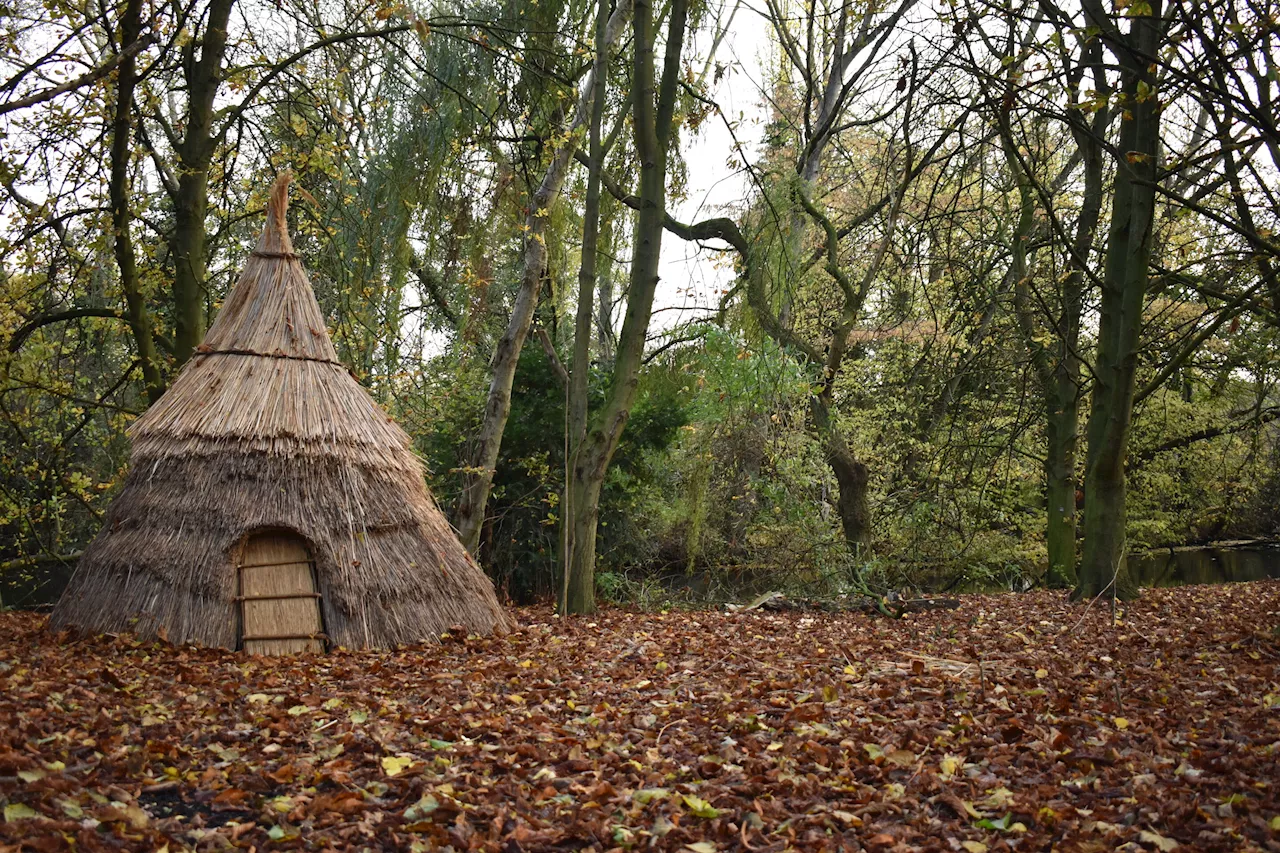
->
xmin=237 ymin=530 xmax=326 ymax=654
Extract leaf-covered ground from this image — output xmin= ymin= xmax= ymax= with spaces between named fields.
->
xmin=3 ymin=583 xmax=1280 ymax=852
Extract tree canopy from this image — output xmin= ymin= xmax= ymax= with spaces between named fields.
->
xmin=1 ymin=0 xmax=1277 ymax=611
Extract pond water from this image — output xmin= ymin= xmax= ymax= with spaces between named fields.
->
xmin=1129 ymin=542 xmax=1280 ymax=587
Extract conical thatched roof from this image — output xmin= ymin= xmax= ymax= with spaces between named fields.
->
xmin=50 ymin=174 xmax=509 ymax=650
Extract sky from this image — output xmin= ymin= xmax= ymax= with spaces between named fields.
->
xmin=650 ymin=7 xmax=772 ymax=335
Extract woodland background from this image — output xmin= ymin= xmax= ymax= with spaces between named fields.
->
xmin=1 ymin=0 xmax=1277 ymax=611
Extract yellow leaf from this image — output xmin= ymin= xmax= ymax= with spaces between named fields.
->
xmin=682 ymin=794 xmax=720 ymax=818
xmin=886 ymin=749 xmax=916 ymax=767
xmin=1113 ymin=717 xmax=1130 ymax=730
xmin=4 ymin=803 xmax=39 ymax=822
xmin=404 ymin=793 xmax=439 ymax=821
xmin=381 ymin=755 xmax=415 ymax=777
xmin=685 ymin=843 xmax=718 ymax=853
xmin=1138 ymin=829 xmax=1178 ymax=850
xmin=1035 ymin=669 xmax=1048 ymax=678
xmin=121 ymin=804 xmax=149 ymax=828
xmin=984 ymin=787 xmax=1016 ymax=809
xmin=961 ymin=842 xmax=988 ymax=853
xmin=939 ymin=754 xmax=963 ymax=777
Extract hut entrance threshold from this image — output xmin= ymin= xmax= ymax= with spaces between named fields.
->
xmin=238 ymin=531 xmax=327 ymax=654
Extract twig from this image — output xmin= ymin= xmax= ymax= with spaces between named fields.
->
xmin=655 ymin=719 xmax=685 ymax=746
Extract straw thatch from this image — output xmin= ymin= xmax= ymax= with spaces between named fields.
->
xmin=50 ymin=174 xmax=509 ymax=651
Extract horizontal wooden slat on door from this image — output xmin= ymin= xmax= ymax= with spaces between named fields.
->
xmin=239 ymin=532 xmax=325 ymax=655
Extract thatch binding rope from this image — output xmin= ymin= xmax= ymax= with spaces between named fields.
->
xmin=51 ymin=172 xmax=509 ymax=650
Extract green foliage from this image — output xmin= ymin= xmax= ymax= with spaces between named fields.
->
xmin=0 ymin=282 xmax=139 ymax=606
xmin=401 ymin=341 xmax=691 ymax=602
xmin=1 ymin=0 xmax=1278 ymax=613
xmin=585 ymin=327 xmax=864 ymax=595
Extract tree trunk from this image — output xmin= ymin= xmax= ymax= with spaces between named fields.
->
xmin=1075 ymin=0 xmax=1164 ymax=601
xmin=109 ymin=0 xmax=165 ymax=404
xmin=1078 ymin=449 xmax=1138 ymax=599
xmin=810 ymin=395 xmax=870 ymax=553
xmin=827 ymin=434 xmax=871 ymax=554
xmin=1047 ymin=34 xmax=1108 ymax=590
xmin=1000 ymin=28 xmax=1108 ymax=590
xmin=1043 ymin=97 xmax=1105 ymax=589
xmin=560 ymin=0 xmax=612 ymax=611
xmin=1003 ymin=129 xmax=1079 ymax=589
xmin=170 ymin=0 xmax=235 ymax=364
xmin=455 ymin=0 xmax=634 ymax=557
xmin=562 ymin=0 xmax=689 ymax=614
xmin=1044 ymin=407 xmax=1078 ymax=587
xmin=564 ymin=454 xmax=604 ymax=614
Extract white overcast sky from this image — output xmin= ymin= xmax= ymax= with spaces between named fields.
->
xmin=650 ymin=8 xmax=771 ymax=335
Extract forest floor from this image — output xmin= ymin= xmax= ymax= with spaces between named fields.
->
xmin=2 ymin=584 xmax=1280 ymax=853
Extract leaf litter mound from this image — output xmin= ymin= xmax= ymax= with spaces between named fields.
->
xmin=2 ymin=582 xmax=1280 ymax=852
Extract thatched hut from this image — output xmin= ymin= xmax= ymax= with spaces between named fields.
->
xmin=50 ymin=174 xmax=508 ymax=653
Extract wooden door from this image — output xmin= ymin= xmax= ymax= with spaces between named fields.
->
xmin=238 ymin=531 xmax=326 ymax=654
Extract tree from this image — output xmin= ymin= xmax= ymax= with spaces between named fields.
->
xmin=453 ymin=0 xmax=634 ymax=557
xmin=984 ymin=3 xmax=1109 ymax=588
xmin=1073 ymin=0 xmax=1166 ymax=600
xmin=108 ymin=0 xmax=165 ymax=404
xmin=744 ymin=0 xmax=920 ymax=556
xmin=560 ymin=0 xmax=690 ymax=613
xmin=561 ymin=0 xmax=615 ymax=609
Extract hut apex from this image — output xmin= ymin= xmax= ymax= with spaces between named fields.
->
xmin=51 ymin=173 xmax=509 ymax=653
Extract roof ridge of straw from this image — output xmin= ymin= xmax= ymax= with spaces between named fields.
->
xmin=193 ymin=170 xmax=339 ymax=364
xmin=129 ymin=170 xmax=388 ymax=443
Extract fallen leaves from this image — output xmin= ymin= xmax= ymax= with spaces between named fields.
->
xmin=0 ymin=582 xmax=1278 ymax=850
xmin=681 ymin=794 xmax=719 ymax=818
xmin=1139 ymin=828 xmax=1180 ymax=850
xmin=379 ymin=754 xmax=416 ymax=777
xmin=403 ymin=792 xmax=439 ymax=821
xmin=3 ymin=802 xmax=38 ymax=822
